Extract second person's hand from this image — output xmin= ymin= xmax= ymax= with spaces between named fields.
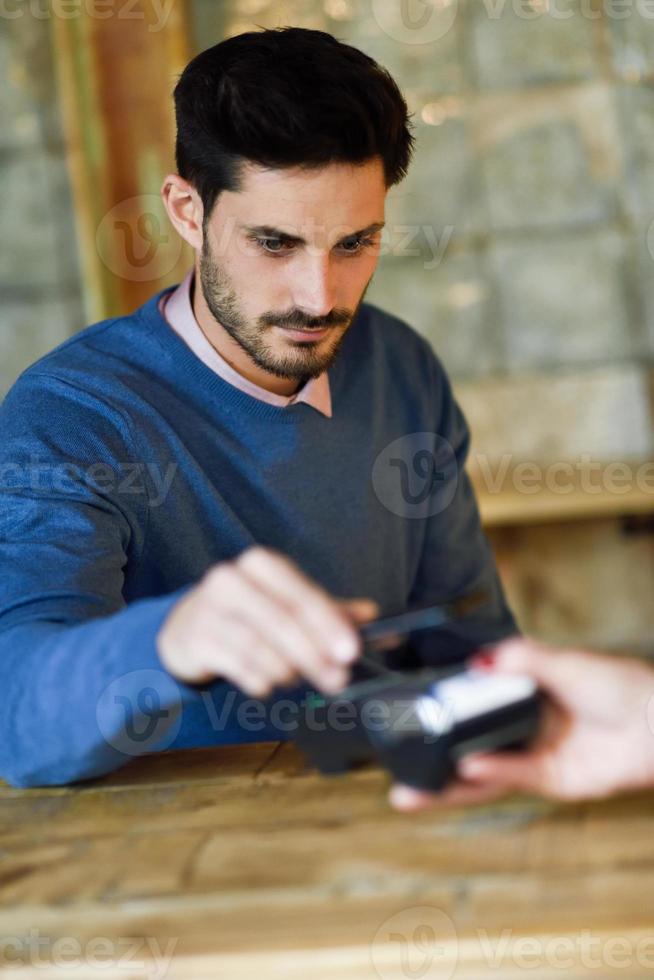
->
xmin=389 ymin=636 xmax=654 ymax=811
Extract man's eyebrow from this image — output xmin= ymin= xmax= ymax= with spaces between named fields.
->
xmin=240 ymin=221 xmax=385 ymax=244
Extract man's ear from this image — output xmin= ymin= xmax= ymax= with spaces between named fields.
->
xmin=160 ymin=174 xmax=204 ymax=250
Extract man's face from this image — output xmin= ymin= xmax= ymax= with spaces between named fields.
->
xmin=198 ymin=157 xmax=387 ymax=382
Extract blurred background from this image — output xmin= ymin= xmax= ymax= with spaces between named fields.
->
xmin=3 ymin=0 xmax=654 ymax=654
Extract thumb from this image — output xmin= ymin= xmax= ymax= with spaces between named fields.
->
xmin=338 ymin=597 xmax=380 ymax=624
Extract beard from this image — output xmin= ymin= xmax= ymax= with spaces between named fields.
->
xmin=198 ymin=235 xmax=370 ymax=383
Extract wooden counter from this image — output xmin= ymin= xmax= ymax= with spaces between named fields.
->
xmin=1 ymin=742 xmax=653 ymax=978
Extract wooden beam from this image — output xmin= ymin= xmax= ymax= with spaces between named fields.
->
xmin=51 ymin=1 xmax=194 ymax=322
xmin=472 ymin=459 xmax=654 ymax=526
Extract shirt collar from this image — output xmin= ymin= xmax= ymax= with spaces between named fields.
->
xmin=160 ymin=269 xmax=332 ymax=418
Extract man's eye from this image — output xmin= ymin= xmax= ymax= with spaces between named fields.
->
xmin=339 ymin=236 xmax=376 ymax=253
xmin=256 ymin=237 xmax=294 ymax=254
xmin=249 ymin=234 xmax=377 ymax=256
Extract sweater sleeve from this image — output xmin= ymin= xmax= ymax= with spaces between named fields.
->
xmin=405 ymin=350 xmax=519 ymax=665
xmin=0 ymin=370 xmax=204 ymax=788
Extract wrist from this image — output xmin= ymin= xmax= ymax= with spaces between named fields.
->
xmin=630 ymin=664 xmax=654 ymax=792
xmin=644 ymin=673 xmax=654 ymax=789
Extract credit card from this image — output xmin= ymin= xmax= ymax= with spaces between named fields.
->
xmin=359 ymin=589 xmax=490 ymax=648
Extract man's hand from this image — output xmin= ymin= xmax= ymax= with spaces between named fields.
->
xmin=389 ymin=636 xmax=654 ymax=811
xmin=156 ymin=545 xmax=379 ymax=697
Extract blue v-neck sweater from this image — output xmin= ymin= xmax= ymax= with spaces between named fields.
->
xmin=0 ymin=289 xmax=516 ymax=787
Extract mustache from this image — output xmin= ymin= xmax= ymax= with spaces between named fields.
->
xmin=259 ymin=308 xmax=351 ymax=330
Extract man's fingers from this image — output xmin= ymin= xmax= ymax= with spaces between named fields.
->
xmin=217 ymin=613 xmax=348 ymax=696
xmin=197 ymin=617 xmax=297 ymax=696
xmin=236 ymin=547 xmax=360 ymax=662
xmin=338 ymin=597 xmax=380 ymax=623
xmin=205 ymin=563 xmax=349 ymax=691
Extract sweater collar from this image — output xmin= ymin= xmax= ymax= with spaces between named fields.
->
xmin=159 ymin=269 xmax=332 ymax=418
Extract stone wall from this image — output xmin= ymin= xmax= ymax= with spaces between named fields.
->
xmin=0 ymin=18 xmax=85 ymax=397
xmin=3 ymin=1 xmax=654 ymax=650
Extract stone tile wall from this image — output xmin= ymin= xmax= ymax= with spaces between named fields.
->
xmin=4 ymin=2 xmax=654 ymax=648
xmin=0 ymin=18 xmax=84 ymax=397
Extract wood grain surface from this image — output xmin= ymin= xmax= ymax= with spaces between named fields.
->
xmin=1 ymin=742 xmax=653 ymax=978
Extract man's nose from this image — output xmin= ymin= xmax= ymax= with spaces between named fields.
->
xmin=291 ymin=253 xmax=338 ymax=317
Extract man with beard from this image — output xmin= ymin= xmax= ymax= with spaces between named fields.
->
xmin=0 ymin=27 xmax=515 ymax=788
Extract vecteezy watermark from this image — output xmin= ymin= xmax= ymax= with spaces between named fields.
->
xmin=0 ymin=929 xmax=178 ymax=979
xmin=370 ymin=0 xmax=654 ymax=45
xmin=472 ymin=452 xmax=654 ymax=498
xmin=202 ymin=215 xmax=453 ymax=271
xmin=383 ymin=224 xmax=453 ymax=271
xmin=96 ymin=674 xmax=455 ymax=754
xmin=486 ymin=0 xmax=654 ymax=20
xmin=0 ymin=457 xmax=178 ymax=508
xmin=371 ymin=0 xmax=460 ymax=45
xmin=96 ymin=669 xmax=184 ymax=755
xmin=314 ymin=692 xmax=450 ymax=742
xmin=372 ymin=432 xmax=458 ymax=520
xmin=369 ymin=912 xmax=654 ymax=977
xmin=370 ymin=906 xmax=459 ymax=980
xmin=96 ymin=206 xmax=452 ymax=279
xmin=474 ymin=927 xmax=654 ymax=971
xmin=96 ymin=195 xmax=183 ymax=282
xmin=0 ymin=0 xmax=177 ymax=31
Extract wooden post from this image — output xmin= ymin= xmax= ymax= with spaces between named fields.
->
xmin=51 ymin=1 xmax=194 ymax=321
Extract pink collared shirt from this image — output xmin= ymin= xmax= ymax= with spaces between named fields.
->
xmin=158 ymin=269 xmax=332 ymax=417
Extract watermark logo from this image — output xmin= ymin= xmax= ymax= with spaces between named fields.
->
xmin=217 ymin=215 xmax=453 ymax=271
xmin=96 ymin=669 xmax=183 ymax=755
xmin=96 ymin=195 xmax=182 ymax=282
xmin=0 ymin=928 xmax=178 ymax=979
xmin=0 ymin=0 xmax=176 ymax=32
xmin=379 ymin=223 xmax=453 ymax=271
xmin=372 ymin=432 xmax=458 ymax=519
xmin=370 ymin=906 xmax=458 ymax=980
xmin=371 ymin=0 xmax=459 ymax=44
xmin=0 ymin=457 xmax=178 ymax=508
xmin=476 ymin=927 xmax=654 ymax=970
xmin=370 ymin=914 xmax=654 ymax=975
xmin=472 ymin=452 xmax=654 ymax=498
